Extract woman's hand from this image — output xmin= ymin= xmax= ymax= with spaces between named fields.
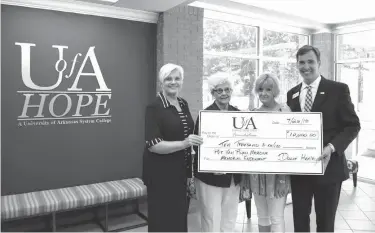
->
xmin=184 ymin=134 xmax=203 ymax=147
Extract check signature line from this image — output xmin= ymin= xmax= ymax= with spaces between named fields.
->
xmin=217 ymin=137 xmax=317 ymax=140
xmin=204 ymin=159 xmax=318 ymax=163
xmin=205 ymin=147 xmax=309 ymax=150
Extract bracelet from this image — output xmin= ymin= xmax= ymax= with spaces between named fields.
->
xmin=279 ymin=180 xmax=285 ymax=184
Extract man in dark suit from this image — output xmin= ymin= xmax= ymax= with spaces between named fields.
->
xmin=287 ymin=45 xmax=361 ymax=232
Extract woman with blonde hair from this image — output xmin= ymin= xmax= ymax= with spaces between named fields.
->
xmin=243 ymin=73 xmax=291 ymax=233
xmin=143 ymin=63 xmax=203 ymax=232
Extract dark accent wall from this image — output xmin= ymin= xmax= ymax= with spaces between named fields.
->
xmin=1 ymin=5 xmax=156 ymax=195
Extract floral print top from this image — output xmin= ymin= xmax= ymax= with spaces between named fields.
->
xmin=242 ymin=103 xmax=291 ymax=198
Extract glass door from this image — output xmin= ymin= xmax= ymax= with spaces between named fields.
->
xmin=337 ymin=62 xmax=375 ymax=181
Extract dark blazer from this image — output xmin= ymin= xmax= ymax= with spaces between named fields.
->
xmin=287 ymin=76 xmax=361 ymax=184
xmin=142 ymin=93 xmax=194 ymax=187
xmin=193 ymin=102 xmax=242 ymax=187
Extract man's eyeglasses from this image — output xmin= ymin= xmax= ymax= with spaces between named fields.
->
xmin=213 ymin=88 xmax=232 ymax=94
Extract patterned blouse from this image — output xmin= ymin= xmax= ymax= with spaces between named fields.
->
xmin=242 ymin=103 xmax=291 ymax=199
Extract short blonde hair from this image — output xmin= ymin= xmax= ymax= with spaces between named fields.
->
xmin=254 ymin=73 xmax=280 ymax=98
xmin=159 ymin=63 xmax=184 ymax=83
xmin=207 ymin=73 xmax=232 ymax=94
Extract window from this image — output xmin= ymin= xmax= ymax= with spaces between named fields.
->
xmin=203 ymin=18 xmax=257 ymax=110
xmin=336 ymin=31 xmax=375 ymax=180
xmin=262 ymin=30 xmax=307 ymax=104
xmin=203 ymin=17 xmax=308 ymax=110
xmin=262 ymin=61 xmax=300 ymax=104
xmin=337 ymin=31 xmax=375 ymax=60
xmin=204 ymin=19 xmax=257 ymax=56
xmin=263 ymin=30 xmax=308 ymax=59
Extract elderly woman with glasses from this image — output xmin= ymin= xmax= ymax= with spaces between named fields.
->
xmin=143 ymin=63 xmax=204 ymax=232
xmin=243 ymin=73 xmax=291 ymax=233
xmin=193 ymin=74 xmax=242 ymax=232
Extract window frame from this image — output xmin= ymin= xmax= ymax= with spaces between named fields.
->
xmin=203 ymin=10 xmax=310 ymax=109
xmin=334 ymin=29 xmax=375 ymax=159
xmin=333 ymin=29 xmax=375 ymax=158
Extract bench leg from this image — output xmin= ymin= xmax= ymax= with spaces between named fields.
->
xmin=104 ymin=203 xmax=109 ymax=232
xmin=93 ymin=205 xmax=107 ymax=232
xmin=136 ymin=199 xmax=148 ymax=221
xmin=51 ymin=212 xmax=56 ymax=232
xmin=353 ymin=173 xmax=358 ymax=187
xmin=109 ymin=200 xmax=148 ymax=232
xmin=245 ymin=200 xmax=251 ymax=219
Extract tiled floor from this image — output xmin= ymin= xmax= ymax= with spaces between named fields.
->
xmin=356 ymin=155 xmax=375 ymax=181
xmin=59 ymin=178 xmax=375 ymax=232
xmin=186 ymin=179 xmax=375 ymax=232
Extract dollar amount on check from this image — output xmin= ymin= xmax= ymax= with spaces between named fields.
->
xmin=198 ymin=111 xmax=323 ymax=175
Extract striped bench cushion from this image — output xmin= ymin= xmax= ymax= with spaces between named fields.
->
xmin=1 ymin=178 xmax=146 ymax=220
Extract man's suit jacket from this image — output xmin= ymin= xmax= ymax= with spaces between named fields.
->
xmin=287 ymin=76 xmax=361 ymax=184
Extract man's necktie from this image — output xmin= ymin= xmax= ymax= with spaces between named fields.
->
xmin=304 ymin=86 xmax=313 ymax=112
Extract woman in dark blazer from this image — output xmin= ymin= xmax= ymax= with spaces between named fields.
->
xmin=143 ymin=63 xmax=203 ymax=232
xmin=193 ymin=75 xmax=242 ymax=232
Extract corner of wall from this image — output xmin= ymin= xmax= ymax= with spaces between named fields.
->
xmin=156 ymin=4 xmax=204 ymax=119
xmin=311 ymin=32 xmax=335 ymax=80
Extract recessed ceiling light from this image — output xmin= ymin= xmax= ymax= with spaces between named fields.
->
xmin=97 ymin=0 xmax=119 ymax=3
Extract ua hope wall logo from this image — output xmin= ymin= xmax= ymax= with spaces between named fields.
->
xmin=15 ymin=42 xmax=112 ymax=126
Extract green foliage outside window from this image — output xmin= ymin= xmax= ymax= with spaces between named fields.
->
xmin=203 ymin=18 xmax=307 ymax=109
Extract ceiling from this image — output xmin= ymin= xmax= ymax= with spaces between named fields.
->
xmin=5 ymin=0 xmax=375 ymax=31
xmin=189 ymin=0 xmax=375 ymax=31
xmin=230 ymin=0 xmax=375 ymax=25
xmin=76 ymin=0 xmax=190 ymax=12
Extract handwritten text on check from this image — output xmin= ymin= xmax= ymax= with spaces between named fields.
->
xmin=198 ymin=111 xmax=323 ymax=175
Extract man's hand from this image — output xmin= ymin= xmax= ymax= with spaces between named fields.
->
xmin=316 ymin=146 xmax=333 ymax=171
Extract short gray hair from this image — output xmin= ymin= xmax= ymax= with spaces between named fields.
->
xmin=159 ymin=63 xmax=184 ymax=83
xmin=254 ymin=73 xmax=280 ymax=98
xmin=207 ymin=73 xmax=232 ymax=93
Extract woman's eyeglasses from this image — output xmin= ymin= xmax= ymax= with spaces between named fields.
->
xmin=213 ymin=88 xmax=232 ymax=94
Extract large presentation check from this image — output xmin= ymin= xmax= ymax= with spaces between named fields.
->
xmin=198 ymin=111 xmax=323 ymax=175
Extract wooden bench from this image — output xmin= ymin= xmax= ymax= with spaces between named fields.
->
xmin=1 ymin=177 xmax=148 ymax=232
